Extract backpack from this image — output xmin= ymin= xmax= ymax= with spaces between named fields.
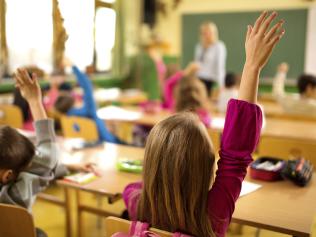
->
xmin=111 ymin=221 xmax=193 ymax=237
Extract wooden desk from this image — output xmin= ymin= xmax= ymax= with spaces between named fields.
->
xmin=260 ymin=101 xmax=316 ymax=122
xmin=233 ymin=176 xmax=316 ymax=237
xmin=98 ymin=105 xmax=316 ymax=143
xmin=57 ymin=143 xmax=316 ymax=237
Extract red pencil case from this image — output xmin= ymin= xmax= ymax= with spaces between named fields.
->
xmin=250 ymin=157 xmax=286 ymax=181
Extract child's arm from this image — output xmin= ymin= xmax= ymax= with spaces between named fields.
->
xmin=69 ymin=65 xmax=96 ymax=116
xmin=207 ymin=12 xmax=285 ymax=235
xmin=2 ymin=69 xmax=58 ymax=210
xmin=272 ymin=63 xmax=289 ymax=97
xmin=239 ymin=12 xmax=285 ymax=104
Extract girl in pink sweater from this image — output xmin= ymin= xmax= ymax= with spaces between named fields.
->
xmin=123 ymin=12 xmax=285 ymax=237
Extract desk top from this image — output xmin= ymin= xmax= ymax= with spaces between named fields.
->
xmin=57 ymin=142 xmax=316 ymax=236
xmin=58 ymin=143 xmax=144 ymax=196
xmin=98 ymin=106 xmax=316 ymax=142
xmin=233 ymin=176 xmax=316 ymax=237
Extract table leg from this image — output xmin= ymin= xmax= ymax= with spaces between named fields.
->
xmin=76 ymin=190 xmax=84 ymax=237
xmin=64 ymin=187 xmax=72 ymax=237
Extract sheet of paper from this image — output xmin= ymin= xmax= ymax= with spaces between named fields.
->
xmin=240 ymin=181 xmax=262 ymax=197
xmin=97 ymin=106 xmax=142 ymax=121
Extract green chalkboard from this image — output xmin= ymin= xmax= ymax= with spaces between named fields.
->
xmin=182 ymin=10 xmax=307 ymax=79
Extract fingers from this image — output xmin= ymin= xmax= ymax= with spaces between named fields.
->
xmin=246 ymin=25 xmax=253 ymax=42
xmin=252 ymin=11 xmax=268 ymax=34
xmin=16 ymin=68 xmax=32 ymax=85
xmin=269 ymin=29 xmax=285 ymax=47
xmin=265 ymin=20 xmax=284 ymax=42
xmin=258 ymin=12 xmax=277 ymax=36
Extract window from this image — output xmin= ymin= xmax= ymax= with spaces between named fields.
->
xmin=6 ymin=0 xmax=53 ymax=73
xmin=95 ymin=7 xmax=116 ymax=71
xmin=58 ymin=0 xmax=95 ymax=70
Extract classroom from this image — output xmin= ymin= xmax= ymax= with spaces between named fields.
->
xmin=0 ymin=0 xmax=316 ymax=237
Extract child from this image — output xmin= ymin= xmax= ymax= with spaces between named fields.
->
xmin=272 ymin=62 xmax=289 ymax=98
xmin=174 ymin=75 xmax=212 ymax=127
xmin=217 ymin=73 xmax=239 ymax=113
xmin=54 ymin=61 xmax=121 ymax=144
xmin=122 ymin=11 xmax=284 ymax=237
xmin=280 ymin=74 xmax=316 ymax=116
xmin=1 ymin=68 xmax=58 ymax=211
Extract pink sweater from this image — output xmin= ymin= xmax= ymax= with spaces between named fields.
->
xmin=123 ymin=99 xmax=263 ymax=237
xmin=163 ymin=71 xmax=211 ymax=127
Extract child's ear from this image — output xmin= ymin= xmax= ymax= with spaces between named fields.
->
xmin=1 ymin=170 xmax=15 ymax=184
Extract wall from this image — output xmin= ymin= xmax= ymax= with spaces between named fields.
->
xmin=154 ymin=0 xmax=316 ymax=57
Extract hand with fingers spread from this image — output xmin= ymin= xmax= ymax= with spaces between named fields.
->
xmin=245 ymin=11 xmax=285 ymax=70
xmin=14 ymin=68 xmax=42 ymax=104
xmin=14 ymin=68 xmax=47 ymax=121
xmin=239 ymin=11 xmax=286 ymax=103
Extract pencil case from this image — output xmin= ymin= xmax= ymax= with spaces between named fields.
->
xmin=281 ymin=158 xmax=314 ymax=187
xmin=250 ymin=157 xmax=286 ymax=181
xmin=117 ymin=159 xmax=143 ymax=174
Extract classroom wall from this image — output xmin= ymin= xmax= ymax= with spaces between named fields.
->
xmin=305 ymin=6 xmax=316 ymax=75
xmin=154 ymin=0 xmax=316 ymax=69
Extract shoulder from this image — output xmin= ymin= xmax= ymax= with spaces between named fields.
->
xmin=215 ymin=41 xmax=227 ymax=52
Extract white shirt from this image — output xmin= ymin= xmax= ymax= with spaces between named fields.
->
xmin=195 ymin=41 xmax=227 ymax=87
xmin=217 ymin=88 xmax=239 ymax=113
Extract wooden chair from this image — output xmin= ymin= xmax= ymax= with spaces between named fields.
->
xmin=258 ymin=136 xmax=316 ymax=166
xmin=105 ymin=216 xmax=172 ymax=237
xmin=60 ymin=115 xmax=99 ymax=141
xmin=0 ymin=203 xmax=36 ymax=237
xmin=0 ymin=104 xmax=23 ymax=128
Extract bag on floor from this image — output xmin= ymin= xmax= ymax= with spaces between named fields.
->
xmin=111 ymin=221 xmax=193 ymax=237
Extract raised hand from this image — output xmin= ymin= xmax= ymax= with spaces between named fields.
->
xmin=14 ymin=68 xmax=47 ymax=121
xmin=245 ymin=11 xmax=285 ymax=70
xmin=14 ymin=68 xmax=42 ymax=104
xmin=239 ymin=11 xmax=286 ymax=103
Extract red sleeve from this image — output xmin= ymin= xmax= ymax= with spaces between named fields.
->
xmin=122 ymin=182 xmax=142 ymax=220
xmin=208 ymin=99 xmax=262 ymax=237
xmin=163 ymin=71 xmax=183 ymax=109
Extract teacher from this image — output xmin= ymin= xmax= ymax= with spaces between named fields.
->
xmin=195 ymin=22 xmax=227 ymax=95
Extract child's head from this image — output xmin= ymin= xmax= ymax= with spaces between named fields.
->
xmin=175 ymin=76 xmax=210 ymax=112
xmin=225 ymin=73 xmax=237 ymax=89
xmin=54 ymin=92 xmax=75 ymax=114
xmin=137 ymin=112 xmax=216 ymax=236
xmin=297 ymin=74 xmax=316 ymax=99
xmin=0 ymin=126 xmax=35 ymax=184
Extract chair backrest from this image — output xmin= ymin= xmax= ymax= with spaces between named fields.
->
xmin=0 ymin=203 xmax=36 ymax=237
xmin=60 ymin=116 xmax=99 ymax=141
xmin=0 ymin=104 xmax=23 ymax=128
xmin=105 ymin=217 xmax=173 ymax=237
xmin=258 ymin=136 xmax=316 ymax=166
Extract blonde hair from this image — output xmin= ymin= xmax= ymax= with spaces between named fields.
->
xmin=175 ymin=76 xmax=211 ymax=113
xmin=137 ymin=112 xmax=216 ymax=237
xmin=200 ymin=21 xmax=219 ymax=42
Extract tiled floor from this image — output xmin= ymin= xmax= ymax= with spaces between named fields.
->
xmin=33 ymin=186 xmax=315 ymax=237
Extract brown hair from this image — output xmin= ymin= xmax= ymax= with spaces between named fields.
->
xmin=175 ymin=76 xmax=210 ymax=113
xmin=54 ymin=93 xmax=75 ymax=114
xmin=137 ymin=112 xmax=216 ymax=237
xmin=0 ymin=126 xmax=35 ymax=173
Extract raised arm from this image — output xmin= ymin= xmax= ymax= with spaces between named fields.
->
xmin=239 ymin=11 xmax=285 ymax=104
xmin=207 ymin=12 xmax=285 ymax=236
xmin=6 ymin=70 xmax=58 ymax=210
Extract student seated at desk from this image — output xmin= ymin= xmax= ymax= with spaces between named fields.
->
xmin=122 ymin=11 xmax=284 ymax=237
xmin=174 ymin=75 xmax=212 ymax=127
xmin=54 ymin=60 xmax=121 ymax=144
xmin=1 ymin=69 xmax=58 ymax=237
xmin=217 ymin=73 xmax=239 ymax=113
xmin=274 ymin=63 xmax=316 ymax=116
